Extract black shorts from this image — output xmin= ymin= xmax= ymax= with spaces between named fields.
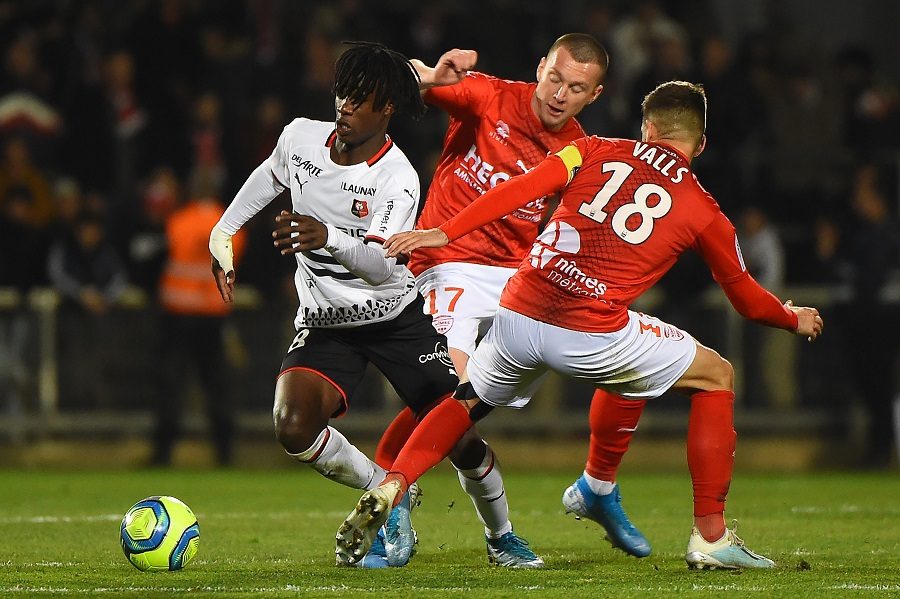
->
xmin=279 ymin=294 xmax=459 ymax=417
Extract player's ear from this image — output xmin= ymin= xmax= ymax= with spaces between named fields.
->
xmin=536 ymin=57 xmax=547 ymax=81
xmin=641 ymin=119 xmax=656 ymax=142
xmin=588 ymin=84 xmax=604 ymax=104
xmin=694 ymin=133 xmax=707 ymax=157
xmin=384 ymin=102 xmax=395 ymax=117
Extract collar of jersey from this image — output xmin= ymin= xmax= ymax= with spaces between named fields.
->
xmin=325 ymin=130 xmax=393 ymax=167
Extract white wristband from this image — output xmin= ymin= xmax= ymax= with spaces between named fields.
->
xmin=209 ymin=226 xmax=234 ymax=273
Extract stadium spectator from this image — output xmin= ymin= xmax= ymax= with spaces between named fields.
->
xmin=153 ymin=176 xmax=244 ymax=467
xmin=0 ymin=186 xmax=50 ymax=292
xmin=609 ymin=0 xmax=687 ymax=131
xmin=103 ymin=50 xmax=149 ymax=214
xmin=340 ymin=81 xmax=824 ymax=571
xmin=832 ymin=46 xmax=899 ymax=152
xmin=842 ymin=164 xmax=900 ymax=468
xmin=128 ymin=168 xmax=179 ymax=294
xmin=737 ymin=205 xmax=785 ymax=408
xmin=188 ymin=91 xmax=227 ymax=197
xmin=0 ymin=137 xmax=54 ymax=229
xmin=47 ymin=209 xmax=128 ymax=406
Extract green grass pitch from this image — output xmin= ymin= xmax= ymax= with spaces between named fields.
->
xmin=1 ymin=467 xmax=897 ymax=597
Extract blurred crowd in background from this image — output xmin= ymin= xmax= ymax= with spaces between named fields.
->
xmin=0 ymin=0 xmax=898 ymax=467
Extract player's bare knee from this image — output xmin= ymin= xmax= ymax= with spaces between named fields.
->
xmin=272 ymin=395 xmax=326 ymax=452
xmin=710 ymin=356 xmax=734 ymax=391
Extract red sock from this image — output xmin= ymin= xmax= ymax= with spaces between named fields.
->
xmin=585 ymin=389 xmax=646 ymax=481
xmin=687 ymin=389 xmax=734 ymax=542
xmin=389 ymin=398 xmax=472 ymax=488
xmin=374 ymin=407 xmax=418 ymax=469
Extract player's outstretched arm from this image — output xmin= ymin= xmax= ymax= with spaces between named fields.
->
xmin=784 ymin=299 xmax=824 ymax=342
xmin=387 ymin=156 xmax=570 ymax=258
xmin=384 ymin=228 xmax=449 ymax=257
xmin=411 ymin=49 xmax=477 ymax=91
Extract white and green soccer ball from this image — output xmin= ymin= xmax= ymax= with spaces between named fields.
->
xmin=120 ymin=496 xmax=200 ymax=571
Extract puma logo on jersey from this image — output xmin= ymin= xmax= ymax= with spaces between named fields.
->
xmin=294 ymin=174 xmax=308 ymax=192
xmin=291 ymin=154 xmax=323 ymax=177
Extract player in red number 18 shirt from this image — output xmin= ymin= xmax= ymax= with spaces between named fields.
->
xmin=338 ymin=81 xmax=824 ymax=570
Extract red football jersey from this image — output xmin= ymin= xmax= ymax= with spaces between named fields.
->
xmin=500 ymin=137 xmax=736 ymax=332
xmin=407 ymin=72 xmax=584 ymax=275
xmin=438 ymin=136 xmax=798 ymax=333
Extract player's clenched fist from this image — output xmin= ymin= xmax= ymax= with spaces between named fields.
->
xmin=272 ymin=210 xmax=328 ymax=253
xmin=434 ymin=49 xmax=478 ymax=84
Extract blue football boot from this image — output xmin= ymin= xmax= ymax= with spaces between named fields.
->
xmin=384 ymin=482 xmax=420 ymax=567
xmin=486 ymin=531 xmax=544 ymax=568
xmin=353 ymin=528 xmax=389 ymax=569
xmin=562 ymin=475 xmax=651 ymax=557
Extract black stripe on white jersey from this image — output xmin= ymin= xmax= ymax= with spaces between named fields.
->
xmin=302 ymin=250 xmax=341 ymax=265
xmin=300 ymin=250 xmax=359 ymax=280
xmin=305 ymin=265 xmax=359 ymax=280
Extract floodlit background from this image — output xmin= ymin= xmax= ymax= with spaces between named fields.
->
xmin=0 ymin=0 xmax=898 ymax=471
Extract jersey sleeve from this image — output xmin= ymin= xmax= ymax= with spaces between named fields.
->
xmin=266 ymin=121 xmax=294 ymax=187
xmin=365 ymin=170 xmax=419 ymax=244
xmin=693 ymin=211 xmax=798 ymax=331
xmin=440 ymin=153 xmax=572 ymax=241
xmin=424 ymin=72 xmax=493 ymax=118
xmin=215 ymin=124 xmax=291 ymax=235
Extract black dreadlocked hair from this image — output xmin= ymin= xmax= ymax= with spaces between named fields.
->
xmin=332 ymin=41 xmax=427 ymax=121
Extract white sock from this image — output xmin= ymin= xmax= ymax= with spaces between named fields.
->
xmin=288 ymin=426 xmax=385 ymax=490
xmin=456 ymin=444 xmax=513 ymax=539
xmin=583 ymin=471 xmax=617 ymax=496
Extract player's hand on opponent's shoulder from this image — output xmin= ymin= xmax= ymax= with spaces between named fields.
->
xmin=384 ymin=228 xmax=450 ymax=258
xmin=272 ymin=210 xmax=328 ymax=254
xmin=785 ymin=299 xmax=824 ymax=342
xmin=433 ymin=49 xmax=478 ymax=86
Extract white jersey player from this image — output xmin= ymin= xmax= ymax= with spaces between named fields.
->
xmin=207 ymin=42 xmax=511 ymax=570
xmin=215 ymin=117 xmax=420 ymax=329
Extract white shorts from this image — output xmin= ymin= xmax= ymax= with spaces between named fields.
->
xmin=415 ymin=263 xmax=517 ymax=356
xmin=467 ymin=307 xmax=698 ymax=408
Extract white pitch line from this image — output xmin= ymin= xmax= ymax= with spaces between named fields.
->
xmin=0 ymin=584 xmax=481 ymax=595
xmin=826 ymin=584 xmax=900 ymax=591
xmin=0 ymin=510 xmax=348 ymax=525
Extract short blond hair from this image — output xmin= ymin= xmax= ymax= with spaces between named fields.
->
xmin=548 ymin=33 xmax=609 ymax=84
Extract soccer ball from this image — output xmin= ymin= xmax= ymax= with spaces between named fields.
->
xmin=120 ymin=496 xmax=200 ymax=571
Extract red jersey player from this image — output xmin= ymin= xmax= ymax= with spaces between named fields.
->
xmin=338 ymin=81 xmax=824 ymax=570
xmin=371 ymin=34 xmax=610 ymax=568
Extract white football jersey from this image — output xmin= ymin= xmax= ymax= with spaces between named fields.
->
xmin=237 ymin=118 xmax=420 ymax=328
